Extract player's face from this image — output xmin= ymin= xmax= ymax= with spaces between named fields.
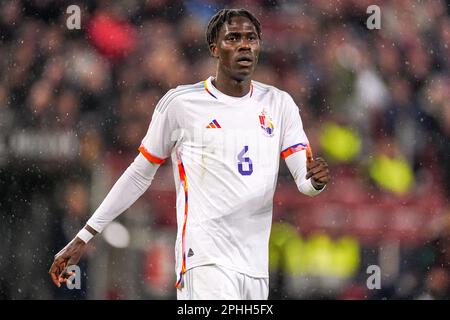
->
xmin=211 ymin=16 xmax=261 ymax=81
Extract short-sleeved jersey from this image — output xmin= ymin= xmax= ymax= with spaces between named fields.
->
xmin=140 ymin=76 xmax=309 ymax=287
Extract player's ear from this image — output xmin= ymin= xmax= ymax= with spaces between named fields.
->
xmin=209 ymin=43 xmax=219 ymax=59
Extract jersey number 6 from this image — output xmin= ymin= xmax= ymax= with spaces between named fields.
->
xmin=237 ymin=145 xmax=253 ymax=176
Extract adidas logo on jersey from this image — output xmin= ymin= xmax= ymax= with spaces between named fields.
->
xmin=206 ymin=119 xmax=221 ymax=128
xmin=187 ymin=248 xmax=194 ymax=257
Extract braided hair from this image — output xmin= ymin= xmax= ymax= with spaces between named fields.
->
xmin=206 ymin=8 xmax=262 ymax=48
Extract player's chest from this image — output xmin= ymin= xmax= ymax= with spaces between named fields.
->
xmin=176 ymin=104 xmax=281 ymax=163
xmin=178 ymin=103 xmax=281 ymax=141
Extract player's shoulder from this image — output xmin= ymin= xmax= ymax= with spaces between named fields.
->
xmin=155 ymin=81 xmax=204 ymax=113
xmin=252 ymin=80 xmax=296 ymax=109
xmin=253 ymin=80 xmax=303 ymax=116
xmin=252 ymin=80 xmax=291 ymax=100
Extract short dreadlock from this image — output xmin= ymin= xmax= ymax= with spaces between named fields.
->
xmin=206 ymin=9 xmax=262 ymax=48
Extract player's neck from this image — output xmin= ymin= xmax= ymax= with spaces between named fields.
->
xmin=212 ymin=74 xmax=251 ymax=98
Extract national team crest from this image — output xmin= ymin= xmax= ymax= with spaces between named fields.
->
xmin=259 ymin=109 xmax=274 ymax=137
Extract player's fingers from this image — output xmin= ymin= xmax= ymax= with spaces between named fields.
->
xmin=311 ymin=159 xmax=328 ymax=169
xmin=59 ymin=254 xmax=79 ymax=280
xmin=59 ymin=272 xmax=75 ymax=283
xmin=313 ymin=160 xmax=328 ymax=170
xmin=307 ymin=161 xmax=320 ymax=170
xmin=314 ymin=169 xmax=330 ymax=182
xmin=51 ymin=274 xmax=60 ymax=287
xmin=59 ymin=268 xmax=70 ymax=278
xmin=59 ymin=271 xmax=69 ymax=283
xmin=61 ymin=270 xmax=75 ymax=278
xmin=307 ymin=165 xmax=330 ymax=180
xmin=307 ymin=157 xmax=328 ymax=170
xmin=49 ymin=261 xmax=66 ymax=287
xmin=307 ymin=164 xmax=327 ymax=178
xmin=49 ymin=266 xmax=61 ymax=287
xmin=306 ymin=163 xmax=321 ymax=178
xmin=312 ymin=172 xmax=330 ymax=183
xmin=57 ymin=260 xmax=69 ymax=279
xmin=49 ymin=257 xmax=64 ymax=279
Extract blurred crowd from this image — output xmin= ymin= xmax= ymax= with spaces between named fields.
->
xmin=0 ymin=0 xmax=449 ymax=299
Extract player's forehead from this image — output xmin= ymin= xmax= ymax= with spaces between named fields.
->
xmin=219 ymin=16 xmax=257 ymax=36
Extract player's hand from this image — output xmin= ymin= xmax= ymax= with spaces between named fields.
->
xmin=48 ymin=237 xmax=86 ymax=287
xmin=306 ymin=145 xmax=330 ymax=190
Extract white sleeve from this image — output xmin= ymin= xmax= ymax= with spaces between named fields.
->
xmin=280 ymin=92 xmax=309 ymax=158
xmin=86 ymin=153 xmax=159 ymax=233
xmin=285 ymin=149 xmax=324 ymax=197
xmin=139 ymin=89 xmax=181 ymax=164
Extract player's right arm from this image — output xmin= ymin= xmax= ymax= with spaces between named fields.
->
xmin=49 ymin=90 xmax=181 ymax=287
xmin=49 ymin=154 xmax=161 ymax=287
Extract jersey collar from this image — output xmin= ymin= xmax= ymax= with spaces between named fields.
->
xmin=204 ymin=76 xmax=253 ymax=104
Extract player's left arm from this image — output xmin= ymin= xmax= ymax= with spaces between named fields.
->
xmin=280 ymin=91 xmax=330 ymax=195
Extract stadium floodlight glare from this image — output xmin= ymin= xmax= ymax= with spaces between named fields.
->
xmin=102 ymin=221 xmax=131 ymax=248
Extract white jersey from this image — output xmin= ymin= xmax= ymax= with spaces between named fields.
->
xmin=139 ymin=76 xmax=313 ymax=287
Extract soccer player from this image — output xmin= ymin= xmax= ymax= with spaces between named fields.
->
xmin=49 ymin=8 xmax=330 ymax=300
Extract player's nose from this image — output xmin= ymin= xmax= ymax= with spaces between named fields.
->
xmin=238 ymin=38 xmax=252 ymax=51
xmin=237 ymin=42 xmax=251 ymax=53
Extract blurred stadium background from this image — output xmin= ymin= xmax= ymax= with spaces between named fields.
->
xmin=0 ymin=0 xmax=449 ymax=300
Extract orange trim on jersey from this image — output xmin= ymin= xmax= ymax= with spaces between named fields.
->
xmin=281 ymin=143 xmax=308 ymax=159
xmin=175 ymin=158 xmax=189 ymax=289
xmin=138 ymin=145 xmax=166 ymax=164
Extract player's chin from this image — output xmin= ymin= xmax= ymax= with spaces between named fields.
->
xmin=233 ymin=67 xmax=255 ymax=80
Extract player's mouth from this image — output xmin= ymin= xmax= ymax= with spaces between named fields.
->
xmin=236 ymin=55 xmax=254 ymax=66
